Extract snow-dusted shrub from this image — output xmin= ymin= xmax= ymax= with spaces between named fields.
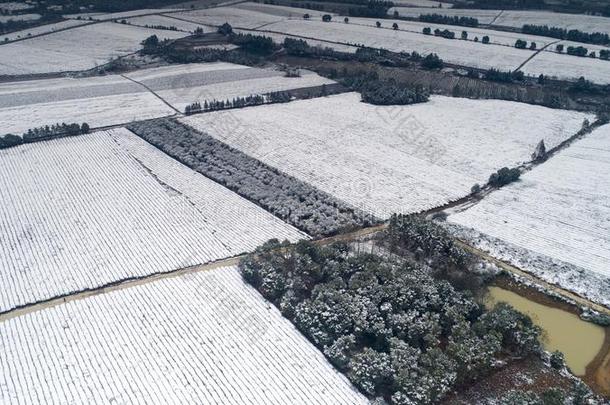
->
xmin=127 ymin=119 xmax=375 ymax=236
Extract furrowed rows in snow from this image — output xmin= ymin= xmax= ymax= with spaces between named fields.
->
xmin=0 ymin=62 xmax=335 ymax=134
xmin=448 ymin=124 xmax=610 ymax=306
xmin=0 ymin=22 xmax=187 ymax=75
xmin=180 ymin=92 xmax=593 ymax=219
xmin=0 ymin=266 xmax=368 ymax=404
xmin=0 ymin=128 xmax=304 ymax=312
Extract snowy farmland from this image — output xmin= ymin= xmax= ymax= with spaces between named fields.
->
xmin=181 ymin=92 xmax=593 ymax=219
xmin=447 ymin=124 xmax=610 ymax=307
xmin=520 ymin=50 xmax=610 ymax=85
xmin=0 ymin=22 xmax=186 ymax=75
xmin=0 ymin=13 xmax=39 ymax=23
xmin=66 ymin=8 xmax=186 ymax=21
xmin=0 ymin=266 xmax=367 ymax=404
xmin=0 ymin=19 xmax=92 ymax=43
xmin=0 ymin=128 xmax=304 ymax=312
xmin=125 ymin=14 xmax=208 ymax=32
xmin=170 ymin=6 xmax=288 ymax=29
xmin=390 ymin=7 xmax=610 ymax=32
xmin=347 ymin=17 xmax=559 ymax=48
xmin=0 ymin=62 xmax=334 ymax=133
xmin=122 ymin=61 xmax=335 ymax=112
xmin=258 ymin=19 xmax=535 ymax=71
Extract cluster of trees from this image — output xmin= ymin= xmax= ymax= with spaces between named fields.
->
xmin=422 ymin=27 xmax=457 ymax=39
xmin=383 ymin=214 xmax=484 ymax=291
xmin=127 ymin=119 xmax=375 ymax=236
xmin=421 ymin=53 xmax=444 ymax=69
xmin=566 ymin=45 xmax=589 ymax=57
xmin=230 ymin=32 xmax=276 ymax=55
xmin=522 ymin=24 xmax=610 ymax=46
xmin=341 ymin=72 xmax=429 ymax=105
xmin=488 ymin=167 xmax=521 ymax=187
xmin=239 ymin=238 xmax=543 ymax=403
xmin=0 ymin=122 xmax=90 ymax=150
xmin=515 ymin=39 xmax=537 ymax=50
xmin=184 ymin=92 xmax=292 ymax=114
xmin=483 ymin=68 xmax=525 ymax=83
xmin=419 ymin=14 xmax=479 ymax=27
xmin=347 ymin=0 xmax=394 ymax=18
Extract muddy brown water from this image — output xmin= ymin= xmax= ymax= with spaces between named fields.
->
xmin=486 ymin=286 xmax=606 ymax=376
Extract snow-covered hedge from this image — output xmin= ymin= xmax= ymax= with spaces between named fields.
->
xmin=127 ymin=118 xmax=376 ymax=236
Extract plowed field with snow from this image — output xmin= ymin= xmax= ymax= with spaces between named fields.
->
xmin=0 ymin=128 xmax=304 ymax=312
xmin=181 ymin=92 xmax=593 ymax=218
xmin=448 ymin=124 xmax=610 ymax=306
xmin=0 ymin=266 xmax=366 ymax=404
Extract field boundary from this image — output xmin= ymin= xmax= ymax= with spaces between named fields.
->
xmin=121 ymin=73 xmax=184 ymax=114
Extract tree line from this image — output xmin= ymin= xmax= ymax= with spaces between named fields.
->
xmin=522 ymin=24 xmax=610 ymax=46
xmin=418 ymin=13 xmax=479 ymax=28
xmin=127 ymin=119 xmax=376 ymax=236
xmin=184 ymin=92 xmax=292 ymax=115
xmin=0 ymin=122 xmax=90 ymax=150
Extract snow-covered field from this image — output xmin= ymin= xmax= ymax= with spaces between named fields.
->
xmin=0 ymin=62 xmax=334 ymax=133
xmin=390 ymin=7 xmax=500 ymax=24
xmin=0 ymin=73 xmax=175 ymax=134
xmin=448 ymin=124 xmax=610 ymax=307
xmin=180 ymin=92 xmax=592 ymax=218
xmin=0 ymin=22 xmax=186 ymax=75
xmin=0 ymin=266 xmax=366 ymax=404
xmin=393 ymin=0 xmax=453 ymax=8
xmin=66 ymin=8 xmax=185 ymax=21
xmin=123 ymin=62 xmax=336 ymax=112
xmin=0 ymin=2 xmax=34 ymax=12
xmin=125 ymin=14 xmax=207 ymax=32
xmin=347 ymin=17 xmax=559 ymax=48
xmin=390 ymin=7 xmax=610 ymax=32
xmin=235 ymin=28 xmax=359 ymax=53
xmin=0 ymin=19 xmax=92 ymax=43
xmin=171 ymin=6 xmax=288 ymax=29
xmin=233 ymin=2 xmax=333 ymax=18
xmin=0 ymin=13 xmax=39 ymax=23
xmin=0 ymin=129 xmax=304 ymax=312
xmin=259 ymin=19 xmax=534 ymax=71
xmin=521 ymin=50 xmax=610 ymax=84
xmin=1 ymin=92 xmax=176 ymax=134
xmin=494 ymin=10 xmax=610 ymax=33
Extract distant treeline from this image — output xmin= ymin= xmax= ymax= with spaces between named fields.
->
xmin=522 ymin=24 xmax=610 ymax=46
xmin=0 ymin=122 xmax=90 ymax=150
xmin=418 ymin=13 xmax=479 ymax=28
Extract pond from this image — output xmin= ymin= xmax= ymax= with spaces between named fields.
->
xmin=486 ymin=286 xmax=606 ymax=376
